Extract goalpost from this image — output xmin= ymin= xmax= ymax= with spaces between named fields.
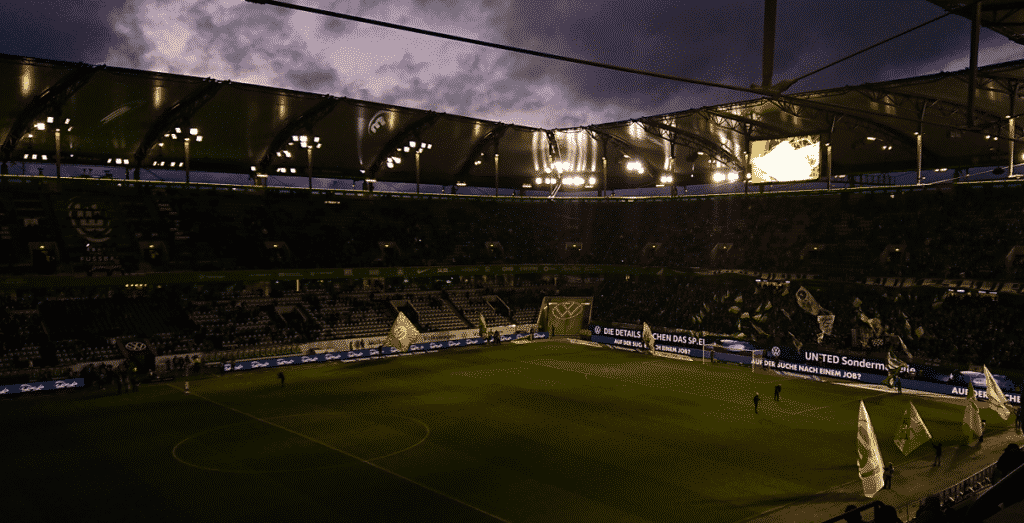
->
xmin=537 ymin=296 xmax=593 ymax=337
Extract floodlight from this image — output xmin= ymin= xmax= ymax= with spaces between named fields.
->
xmin=64 ymin=118 xmax=71 ymax=125
xmin=170 ymin=134 xmax=177 ymax=140
xmin=727 ymin=171 xmax=739 ymax=182
xmin=535 ymin=177 xmax=543 ymax=184
xmin=35 ymin=122 xmax=45 ymax=130
xmin=195 ymin=136 xmax=202 ymax=142
xmin=46 ymin=116 xmax=54 ymax=123
xmin=713 ymin=172 xmax=726 ymax=183
xmin=175 ymin=127 xmax=182 ymax=134
xmin=41 ymin=155 xmax=48 ymax=161
xmin=456 ymin=181 xmax=467 ymax=187
xmin=190 ymin=128 xmax=198 ymax=136
xmin=588 ymin=176 xmax=596 ymax=185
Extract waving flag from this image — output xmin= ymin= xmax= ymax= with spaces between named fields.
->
xmin=796 ymin=286 xmax=822 ymax=315
xmin=882 ymin=351 xmax=906 ymax=388
xmin=983 ymin=365 xmax=1012 ymax=420
xmin=479 ymin=313 xmax=487 ymax=338
xmin=857 ymin=401 xmax=885 ymax=497
xmin=896 ymin=335 xmax=913 ymax=361
xmin=386 ymin=312 xmax=420 ymax=353
xmin=893 ymin=402 xmax=932 ymax=456
xmin=642 ymin=322 xmax=655 ymax=351
xmin=962 ymin=381 xmax=983 ymax=442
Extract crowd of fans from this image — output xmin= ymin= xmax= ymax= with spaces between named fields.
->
xmin=593 ymin=274 xmax=1024 ymax=376
xmin=2 ymin=177 xmax=1024 ymax=279
xmin=2 ymin=177 xmax=1024 ymax=379
xmin=0 ymin=280 xmax=569 ymax=382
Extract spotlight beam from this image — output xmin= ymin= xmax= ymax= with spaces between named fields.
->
xmin=244 ymin=0 xmax=774 ymax=97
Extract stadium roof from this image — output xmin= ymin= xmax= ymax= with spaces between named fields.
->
xmin=2 ymin=51 xmax=1024 ymax=191
xmin=927 ymin=0 xmax=1024 ymax=45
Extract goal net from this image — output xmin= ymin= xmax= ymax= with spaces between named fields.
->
xmin=537 ymin=296 xmax=593 ymax=337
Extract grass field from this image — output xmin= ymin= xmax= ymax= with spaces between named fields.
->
xmin=4 ymin=340 xmax=1014 ymax=522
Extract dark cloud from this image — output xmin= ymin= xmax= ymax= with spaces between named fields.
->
xmin=0 ymin=0 xmax=122 ymax=64
xmin=375 ymin=52 xmax=430 ymax=76
xmin=104 ymin=0 xmax=339 ymax=93
xmin=1 ymin=0 xmax=1021 ymax=129
xmin=488 ymin=0 xmax=1013 ymax=116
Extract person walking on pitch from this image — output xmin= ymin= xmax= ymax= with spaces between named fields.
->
xmin=932 ymin=442 xmax=942 ymax=466
xmin=774 ymin=384 xmax=782 ymax=401
xmin=883 ymin=462 xmax=894 ymax=490
xmin=278 ymin=371 xmax=285 ymax=388
xmin=753 ymin=392 xmax=760 ymax=414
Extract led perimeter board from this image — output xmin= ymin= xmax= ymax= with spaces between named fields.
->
xmin=749 ymin=135 xmax=822 ymax=183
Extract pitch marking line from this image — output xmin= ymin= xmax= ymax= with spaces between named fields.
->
xmin=165 ymin=384 xmax=509 ymax=523
xmin=525 ymin=358 xmax=820 ymax=417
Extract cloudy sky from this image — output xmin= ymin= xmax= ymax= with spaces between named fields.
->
xmin=3 ymin=0 xmax=1023 ymax=129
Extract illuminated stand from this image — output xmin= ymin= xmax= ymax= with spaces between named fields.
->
xmin=292 ymin=134 xmax=321 ymax=189
xmin=381 ymin=140 xmax=432 ymax=194
xmin=28 ymin=116 xmax=72 ymax=178
xmin=162 ymin=126 xmax=203 ymax=184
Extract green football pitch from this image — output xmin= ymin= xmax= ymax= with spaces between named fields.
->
xmin=4 ymin=341 xmax=1011 ymax=522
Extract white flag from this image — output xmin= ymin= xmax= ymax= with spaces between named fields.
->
xmin=385 ymin=312 xmax=420 ymax=353
xmin=983 ymin=365 xmax=1012 ymax=421
xmin=962 ymin=381 xmax=983 ymax=441
xmin=642 ymin=322 xmax=655 ymax=351
xmin=893 ymin=402 xmax=932 ymax=456
xmin=795 ymin=286 xmax=822 ymax=316
xmin=857 ymin=401 xmax=885 ymax=498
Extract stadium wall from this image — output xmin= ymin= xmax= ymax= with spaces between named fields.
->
xmin=589 ymin=323 xmax=1022 ymax=405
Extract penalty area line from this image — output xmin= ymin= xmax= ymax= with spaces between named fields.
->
xmin=164 ymin=384 xmax=509 ymax=523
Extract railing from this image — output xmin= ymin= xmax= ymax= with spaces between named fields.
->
xmin=915 ymin=462 xmax=999 ymax=514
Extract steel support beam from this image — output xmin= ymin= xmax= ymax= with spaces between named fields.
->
xmin=454 ymin=124 xmax=508 ymax=182
xmin=969 ymin=0 xmax=982 ymax=127
xmin=256 ymin=95 xmax=339 ymax=176
xmin=1 ymin=64 xmax=98 ymax=163
xmin=132 ymin=80 xmax=223 ymax=177
xmin=636 ymin=119 xmax=743 ymax=172
xmin=364 ymin=112 xmax=440 ymax=178
xmin=762 ymin=0 xmax=777 ymax=90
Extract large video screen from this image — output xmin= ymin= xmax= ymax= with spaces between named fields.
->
xmin=749 ymin=135 xmax=821 ymax=183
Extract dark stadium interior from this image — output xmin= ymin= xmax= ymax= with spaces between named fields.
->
xmin=5 ymin=1 xmax=1024 ymax=520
